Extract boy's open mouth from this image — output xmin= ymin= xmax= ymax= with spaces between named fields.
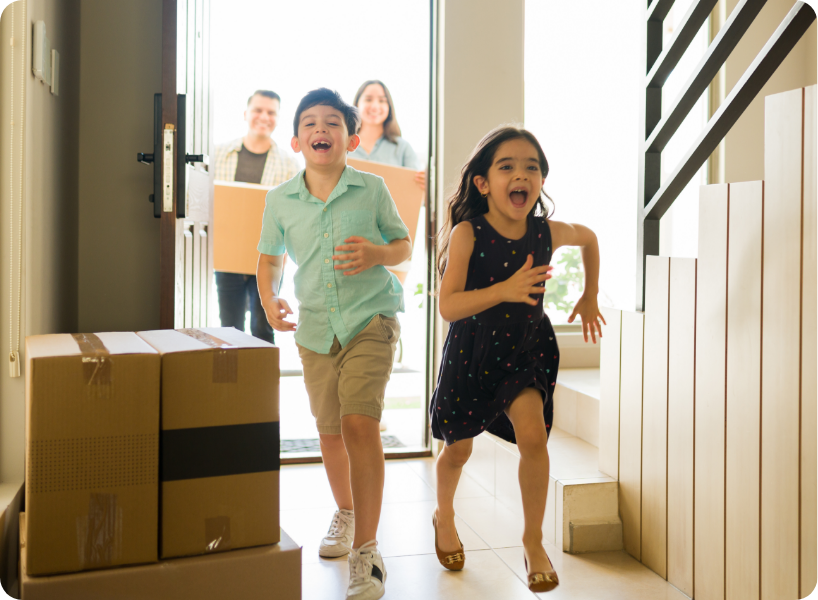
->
xmin=311 ymin=140 xmax=332 ymax=152
xmin=509 ymin=188 xmax=528 ymax=207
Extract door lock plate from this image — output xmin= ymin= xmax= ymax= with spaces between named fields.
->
xmin=163 ymin=125 xmax=175 ymax=212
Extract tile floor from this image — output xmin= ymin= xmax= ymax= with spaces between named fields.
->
xmin=280 ymin=458 xmax=690 ymax=600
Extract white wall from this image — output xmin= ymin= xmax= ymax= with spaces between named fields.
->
xmin=78 ymin=0 xmax=162 ymax=333
xmin=721 ymin=0 xmax=817 ymax=184
xmin=0 ymin=0 xmax=80 ymax=483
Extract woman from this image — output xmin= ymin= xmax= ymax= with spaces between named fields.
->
xmin=350 ymin=80 xmax=426 ymax=190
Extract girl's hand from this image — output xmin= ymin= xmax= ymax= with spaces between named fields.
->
xmin=568 ymin=293 xmax=606 ymax=343
xmin=263 ymin=296 xmax=296 ymax=332
xmin=333 ymin=237 xmax=382 ymax=276
xmin=496 ymin=254 xmax=553 ymax=305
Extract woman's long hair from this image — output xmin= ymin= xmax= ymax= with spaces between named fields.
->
xmin=353 ymin=80 xmax=401 ymax=143
xmin=436 ymin=126 xmax=554 ymax=282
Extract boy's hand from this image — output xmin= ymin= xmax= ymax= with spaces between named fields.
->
xmin=496 ymin=254 xmax=553 ymax=305
xmin=332 ymin=237 xmax=383 ymax=276
xmin=568 ymin=293 xmax=606 ymax=344
xmin=263 ymin=296 xmax=296 ymax=332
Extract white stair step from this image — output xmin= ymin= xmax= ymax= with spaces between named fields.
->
xmin=554 ymin=368 xmax=600 ymax=447
xmin=463 ymin=427 xmax=622 ymax=555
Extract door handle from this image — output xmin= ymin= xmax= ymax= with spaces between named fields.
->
xmin=185 ymin=154 xmax=209 ymax=165
xmin=137 ymin=93 xmax=162 ymax=218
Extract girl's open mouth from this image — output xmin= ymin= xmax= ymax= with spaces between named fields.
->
xmin=509 ymin=189 xmax=528 ymax=207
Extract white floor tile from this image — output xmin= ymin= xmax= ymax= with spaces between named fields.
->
xmin=283 ymin=457 xmax=692 ymax=600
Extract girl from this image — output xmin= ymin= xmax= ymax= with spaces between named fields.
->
xmin=350 ymin=80 xmax=426 ymax=191
xmin=430 ymin=126 xmax=604 ymax=593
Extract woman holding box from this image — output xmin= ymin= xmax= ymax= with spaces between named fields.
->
xmin=350 ymin=80 xmax=426 ymax=191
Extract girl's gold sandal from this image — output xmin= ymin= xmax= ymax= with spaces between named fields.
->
xmin=432 ymin=513 xmax=465 ymax=571
xmin=525 ymin=555 xmax=559 ymax=592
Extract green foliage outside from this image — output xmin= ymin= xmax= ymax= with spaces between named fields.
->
xmin=544 ymin=247 xmax=584 ymax=315
xmin=414 ymin=282 xmax=424 ymax=309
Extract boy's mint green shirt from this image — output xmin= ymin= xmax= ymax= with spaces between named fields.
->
xmin=257 ymin=166 xmax=410 ymax=354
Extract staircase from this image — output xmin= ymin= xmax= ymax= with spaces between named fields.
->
xmin=599 ymin=86 xmax=817 ymax=600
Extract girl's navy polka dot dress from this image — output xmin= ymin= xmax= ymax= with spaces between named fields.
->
xmin=431 ymin=212 xmax=558 ymax=446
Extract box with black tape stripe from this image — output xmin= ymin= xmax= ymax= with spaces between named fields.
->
xmin=136 ymin=327 xmax=280 ymax=560
xmin=25 ymin=332 xmax=161 ymax=576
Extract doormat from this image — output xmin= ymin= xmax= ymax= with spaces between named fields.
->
xmin=281 ymin=435 xmax=406 ymax=454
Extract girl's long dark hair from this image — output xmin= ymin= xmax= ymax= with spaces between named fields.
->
xmin=436 ymin=126 xmax=554 ymax=281
xmin=353 ymin=80 xmax=401 ymax=143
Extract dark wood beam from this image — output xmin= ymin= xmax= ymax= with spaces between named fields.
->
xmin=643 ymin=1 xmax=816 ymax=222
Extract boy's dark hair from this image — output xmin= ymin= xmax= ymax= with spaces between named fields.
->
xmin=292 ymin=88 xmax=360 ymax=137
xmin=436 ymin=125 xmax=554 ymax=281
xmin=353 ymin=80 xmax=401 ymax=143
xmin=248 ymin=90 xmax=281 ymax=105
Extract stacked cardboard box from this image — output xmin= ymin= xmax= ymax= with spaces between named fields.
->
xmin=136 ymin=327 xmax=281 ymax=558
xmin=19 ymin=513 xmax=301 ymax=600
xmin=21 ymin=328 xmax=298 ymax=599
xmin=25 ymin=333 xmax=161 ymax=577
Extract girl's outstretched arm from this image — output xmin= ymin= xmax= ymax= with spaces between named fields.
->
xmin=549 ymin=220 xmax=605 ymax=343
xmin=438 ymin=222 xmax=553 ymax=322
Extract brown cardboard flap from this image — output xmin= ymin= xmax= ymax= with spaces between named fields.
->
xmin=137 ymin=327 xmax=275 ymax=354
xmin=26 ymin=332 xmax=159 ymax=359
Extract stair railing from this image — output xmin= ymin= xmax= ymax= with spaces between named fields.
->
xmin=636 ymin=0 xmax=815 ymax=310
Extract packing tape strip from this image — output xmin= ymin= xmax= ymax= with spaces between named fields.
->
xmin=161 ymin=421 xmax=280 ymax=482
xmin=204 ymin=516 xmax=232 ymax=553
xmin=177 ymin=328 xmax=238 ymax=383
xmin=78 ymin=492 xmax=122 ymax=569
xmin=71 ymin=333 xmax=112 ymax=385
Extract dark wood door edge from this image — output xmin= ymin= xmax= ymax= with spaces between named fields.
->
xmin=160 ymin=0 xmax=178 ymax=328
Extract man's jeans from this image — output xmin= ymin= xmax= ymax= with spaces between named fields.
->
xmin=214 ymin=272 xmax=275 ymax=344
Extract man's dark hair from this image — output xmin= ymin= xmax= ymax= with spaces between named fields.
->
xmin=248 ymin=90 xmax=281 ymax=105
xmin=292 ymin=88 xmax=360 ymax=137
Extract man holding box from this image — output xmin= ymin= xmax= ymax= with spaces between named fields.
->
xmin=213 ymin=90 xmax=298 ymax=343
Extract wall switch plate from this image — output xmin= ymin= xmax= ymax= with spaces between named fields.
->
xmin=32 ymin=21 xmax=51 ymax=85
xmin=50 ymin=49 xmax=59 ymax=95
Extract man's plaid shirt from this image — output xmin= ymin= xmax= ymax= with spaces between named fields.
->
xmin=213 ymin=138 xmax=299 ymax=186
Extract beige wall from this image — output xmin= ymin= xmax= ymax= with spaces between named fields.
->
xmin=433 ymin=0 xmax=525 ymax=387
xmin=0 ymin=0 xmax=162 ymax=484
xmin=78 ymin=0 xmax=162 ymax=333
xmin=0 ymin=0 xmax=80 ymax=483
xmin=438 ymin=0 xmax=524 ymax=201
xmin=719 ymin=0 xmax=817 ymax=184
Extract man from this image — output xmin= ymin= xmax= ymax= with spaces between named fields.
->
xmin=213 ymin=90 xmax=299 ymax=343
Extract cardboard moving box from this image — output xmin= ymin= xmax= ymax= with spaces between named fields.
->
xmin=214 ymin=161 xmax=423 ymax=284
xmin=19 ymin=514 xmax=302 ymax=600
xmin=136 ymin=327 xmax=280 ymax=559
xmin=25 ymin=333 xmax=161 ymax=576
xmin=212 ymin=180 xmax=268 ymax=275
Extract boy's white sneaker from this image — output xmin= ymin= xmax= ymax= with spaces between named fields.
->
xmin=346 ymin=540 xmax=386 ymax=600
xmin=319 ymin=509 xmax=355 ymax=558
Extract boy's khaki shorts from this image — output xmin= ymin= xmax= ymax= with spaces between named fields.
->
xmin=297 ymin=314 xmax=400 ymax=435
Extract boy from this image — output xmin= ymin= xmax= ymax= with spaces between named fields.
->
xmin=257 ymin=88 xmax=411 ymax=600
